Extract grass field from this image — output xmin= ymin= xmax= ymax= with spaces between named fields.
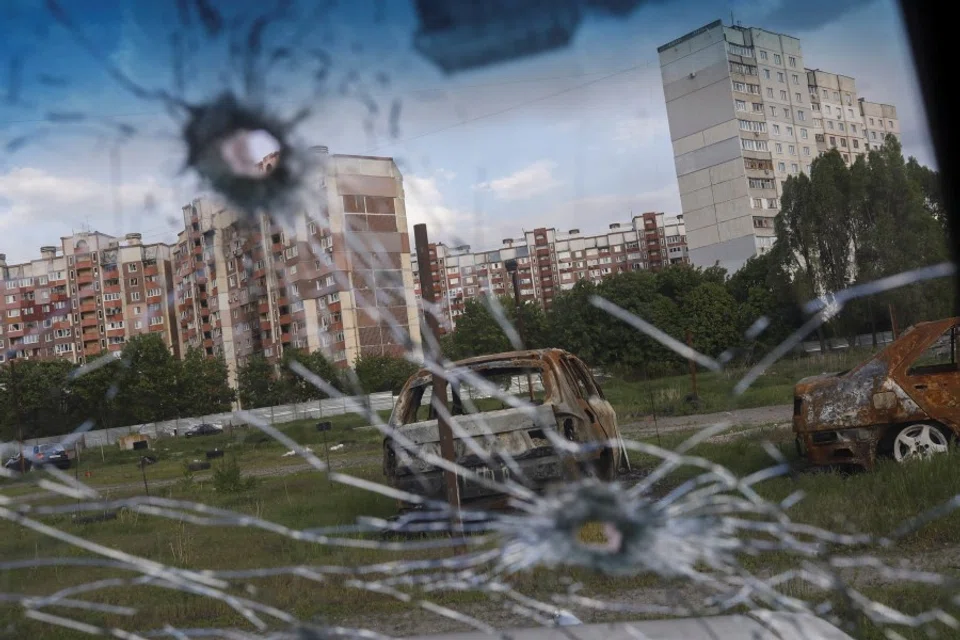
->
xmin=4 ymin=403 xmax=960 ymax=639
xmin=602 ymin=347 xmax=873 ymax=419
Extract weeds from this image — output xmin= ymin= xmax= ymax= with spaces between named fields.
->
xmin=212 ymin=456 xmax=257 ymax=493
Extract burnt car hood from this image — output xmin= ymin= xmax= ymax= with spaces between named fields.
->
xmin=795 ymin=358 xmax=928 ymax=433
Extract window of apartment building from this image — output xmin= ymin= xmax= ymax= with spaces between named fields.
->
xmin=766 ymin=87 xmax=773 ymax=98
xmin=773 ymin=53 xmax=781 ymax=64
xmin=4 ymin=295 xmax=14 ymax=304
xmin=753 ymin=216 xmax=775 ymax=229
xmin=738 ymin=119 xmax=766 ymax=133
xmin=812 ymin=102 xmax=820 ymax=112
xmin=751 ymin=197 xmax=763 ymax=209
xmin=735 ymin=99 xmax=746 ymax=111
xmin=838 ymin=122 xmax=845 ymax=132
xmin=308 ymin=221 xmax=317 ymax=234
xmin=869 ymin=117 xmax=875 ymax=125
xmin=797 ymin=109 xmax=806 ymax=121
xmin=794 ymin=92 xmax=801 ymax=102
xmin=871 ymin=130 xmax=878 ymax=139
xmin=759 ymin=50 xmax=767 ymax=60
xmin=832 ymin=91 xmax=839 ymax=101
xmin=779 ymin=90 xmax=787 ymax=100
xmin=776 ymin=71 xmax=784 ymax=83
xmin=131 ymin=291 xmax=141 ymax=301
xmin=288 ymin=265 xmax=298 ymax=276
xmin=889 ymin=120 xmax=894 ymax=129
xmin=328 ymin=292 xmax=339 ymax=303
xmin=147 ymin=288 xmax=161 ymax=297
xmin=791 ymin=74 xmax=799 ymax=85
xmin=853 ymin=139 xmax=860 ymax=149
xmin=827 ymin=120 xmax=834 ymax=130
xmin=783 ymin=108 xmax=791 ymax=119
xmin=763 ymin=68 xmax=770 ymax=79
xmin=804 ymin=146 xmax=811 ymax=156
xmin=788 ymin=145 xmax=795 ymax=155
xmin=830 ymin=136 xmax=837 ymax=145
xmin=843 ymin=153 xmax=850 ymax=162
xmin=6 ymin=309 xmax=18 ymax=318
xmin=791 ymin=163 xmax=799 ymax=173
xmin=748 ymin=178 xmax=775 ymax=189
xmin=769 ymin=105 xmax=777 ymax=117
xmin=840 ymin=138 xmax=847 ymax=147
xmin=825 ymin=104 xmax=831 ymax=115
xmin=788 ymin=56 xmax=796 ymax=67
xmin=127 ymin=263 xmax=137 ymax=272
xmin=786 ymin=126 xmax=793 ymax=136
xmin=284 ymin=245 xmax=299 ymax=259
xmin=150 ymin=317 xmax=163 ymax=326
xmin=752 ymin=102 xmax=763 ymax=113
xmin=129 ymin=278 xmax=138 ymax=287
xmin=777 ymin=161 xmax=786 ymax=172
xmin=772 ymin=123 xmax=780 ymax=134
xmin=775 ymin=143 xmax=783 ymax=153
xmin=740 ymin=139 xmax=768 ymax=151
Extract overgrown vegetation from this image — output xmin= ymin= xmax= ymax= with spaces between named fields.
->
xmin=4 ymin=425 xmax=960 ymax=638
xmin=441 ymin=137 xmax=951 ymax=376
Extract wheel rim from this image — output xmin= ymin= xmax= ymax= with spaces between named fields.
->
xmin=893 ymin=424 xmax=949 ymax=462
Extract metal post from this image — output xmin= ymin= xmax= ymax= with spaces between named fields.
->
xmin=889 ymin=303 xmax=899 ymax=339
xmin=140 ymin=458 xmax=149 ymax=496
xmin=505 ymin=259 xmax=533 ymax=400
xmin=686 ymin=329 xmax=698 ymax=400
xmin=414 ymin=223 xmax=463 ymax=537
xmin=10 ymin=359 xmax=26 ymax=475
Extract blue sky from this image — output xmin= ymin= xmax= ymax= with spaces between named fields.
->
xmin=0 ymin=0 xmax=932 ymax=264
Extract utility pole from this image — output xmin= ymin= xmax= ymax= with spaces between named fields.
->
xmin=413 ymin=224 xmax=462 ymax=539
xmin=10 ymin=358 xmax=25 ymax=474
xmin=504 ymin=259 xmax=533 ymax=400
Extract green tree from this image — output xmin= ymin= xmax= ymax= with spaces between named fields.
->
xmin=114 ymin=334 xmax=179 ymax=424
xmin=726 ymin=252 xmax=800 ymax=352
xmin=678 ymin=282 xmax=740 ymax=358
xmin=0 ymin=359 xmax=73 ymax=441
xmin=237 ymin=354 xmax=280 ymax=409
xmin=353 ymin=353 xmax=420 ymax=394
xmin=176 ymin=348 xmax=235 ymax=416
xmin=447 ymin=296 xmax=549 ymax=360
xmin=278 ymin=349 xmax=342 ymax=403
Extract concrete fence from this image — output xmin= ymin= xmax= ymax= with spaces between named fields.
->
xmin=1 ymin=391 xmax=397 ymax=457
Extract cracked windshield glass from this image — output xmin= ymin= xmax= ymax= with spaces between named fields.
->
xmin=0 ymin=1 xmax=955 ymax=638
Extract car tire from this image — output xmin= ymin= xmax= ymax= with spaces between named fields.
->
xmin=892 ymin=423 xmax=950 ymax=463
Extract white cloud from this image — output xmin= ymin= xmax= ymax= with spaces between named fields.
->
xmin=403 ymin=174 xmax=468 ymax=238
xmin=0 ymin=167 xmax=180 ymax=262
xmin=475 ymin=160 xmax=561 ymax=201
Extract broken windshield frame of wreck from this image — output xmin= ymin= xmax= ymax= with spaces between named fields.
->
xmin=794 ymin=316 xmax=960 ymax=470
xmin=382 ymin=348 xmax=626 ymax=510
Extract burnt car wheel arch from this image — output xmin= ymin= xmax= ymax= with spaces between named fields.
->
xmin=877 ymin=420 xmax=955 ymax=459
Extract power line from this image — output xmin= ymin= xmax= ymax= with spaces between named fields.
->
xmin=365 ymin=62 xmax=649 ymax=153
xmin=0 ymin=64 xmax=645 ymax=128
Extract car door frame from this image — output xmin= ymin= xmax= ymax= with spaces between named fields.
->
xmin=890 ymin=319 xmax=960 ymax=434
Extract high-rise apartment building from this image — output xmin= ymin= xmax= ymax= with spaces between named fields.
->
xmin=411 ymin=213 xmax=687 ymax=330
xmin=0 ymin=232 xmax=178 ymax=364
xmin=172 ymin=146 xmax=421 ymax=389
xmin=658 ymin=20 xmax=900 ymax=274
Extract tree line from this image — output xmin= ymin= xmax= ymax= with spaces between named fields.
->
xmin=0 ymin=334 xmax=421 ymax=442
xmin=441 ymin=136 xmax=953 ymax=374
xmin=0 ymin=137 xmax=951 ymax=441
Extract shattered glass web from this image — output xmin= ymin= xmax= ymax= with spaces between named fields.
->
xmin=0 ymin=1 xmax=958 ymax=638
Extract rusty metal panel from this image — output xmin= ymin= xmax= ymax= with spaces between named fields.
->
xmin=794 ymin=317 xmax=960 ymax=469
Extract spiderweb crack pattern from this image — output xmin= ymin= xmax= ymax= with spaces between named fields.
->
xmin=0 ymin=2 xmax=958 ymax=639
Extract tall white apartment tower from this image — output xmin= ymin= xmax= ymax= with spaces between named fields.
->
xmin=658 ymin=20 xmax=901 ymax=274
xmin=657 ymin=20 xmax=812 ymax=273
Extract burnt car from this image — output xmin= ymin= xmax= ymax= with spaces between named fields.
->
xmin=794 ymin=317 xmax=960 ymax=470
xmin=383 ymin=349 xmax=625 ymax=509
xmin=4 ymin=443 xmax=72 ymax=472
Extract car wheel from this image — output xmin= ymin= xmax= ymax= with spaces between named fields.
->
xmin=892 ymin=423 xmax=950 ymax=462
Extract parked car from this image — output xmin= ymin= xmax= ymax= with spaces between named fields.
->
xmin=184 ymin=423 xmax=223 ymax=438
xmin=383 ymin=348 xmax=626 ymax=510
xmin=794 ymin=317 xmax=960 ymax=470
xmin=3 ymin=443 xmax=72 ymax=472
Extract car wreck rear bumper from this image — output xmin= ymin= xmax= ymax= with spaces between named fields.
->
xmin=796 ymin=429 xmax=879 ymax=469
xmin=391 ymin=452 xmax=565 ymax=505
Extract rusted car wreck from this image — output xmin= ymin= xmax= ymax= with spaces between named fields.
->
xmin=794 ymin=317 xmax=960 ymax=470
xmin=383 ymin=349 xmax=626 ymax=509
